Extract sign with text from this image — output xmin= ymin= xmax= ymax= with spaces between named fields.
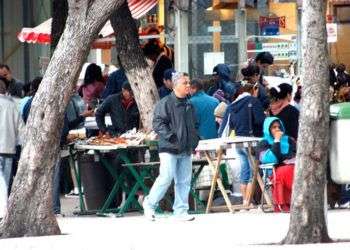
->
xmin=259 ymin=16 xmax=286 ymax=36
xmin=327 ymin=23 xmax=338 ymax=43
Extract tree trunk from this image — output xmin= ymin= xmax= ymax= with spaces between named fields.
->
xmin=110 ymin=1 xmax=159 ymax=132
xmin=0 ymin=0 xmax=123 ymax=238
xmin=51 ymin=0 xmax=68 ymax=53
xmin=283 ymin=0 xmax=331 ymax=244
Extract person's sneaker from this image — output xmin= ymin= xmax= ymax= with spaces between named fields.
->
xmin=142 ymin=200 xmax=155 ymax=221
xmin=173 ymin=214 xmax=195 ymax=221
xmin=339 ymin=201 xmax=350 ymax=209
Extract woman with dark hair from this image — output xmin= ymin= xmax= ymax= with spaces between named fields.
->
xmin=269 ymin=83 xmax=299 ymax=141
xmin=219 ymin=81 xmax=265 ymax=207
xmin=79 ymin=63 xmax=105 ymax=109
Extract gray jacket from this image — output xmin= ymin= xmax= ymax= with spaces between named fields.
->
xmin=0 ymin=95 xmax=20 ymax=155
xmin=153 ymin=92 xmax=199 ymax=155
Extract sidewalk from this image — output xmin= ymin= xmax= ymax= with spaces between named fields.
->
xmin=1 ymin=209 xmax=350 ymax=250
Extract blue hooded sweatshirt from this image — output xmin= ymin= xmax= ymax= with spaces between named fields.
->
xmin=218 ymin=93 xmax=265 ymax=137
xmin=207 ymin=64 xmax=239 ymax=102
xmin=257 ymin=117 xmax=296 ymax=165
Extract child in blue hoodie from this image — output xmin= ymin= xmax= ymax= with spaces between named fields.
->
xmin=257 ymin=117 xmax=296 ymax=212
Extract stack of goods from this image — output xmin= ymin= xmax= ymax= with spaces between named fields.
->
xmin=67 ymin=128 xmax=87 ymax=143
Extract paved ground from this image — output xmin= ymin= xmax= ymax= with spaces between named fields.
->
xmin=1 ymin=195 xmax=350 ymax=250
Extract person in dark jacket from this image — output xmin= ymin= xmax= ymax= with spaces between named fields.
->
xmin=95 ymin=82 xmax=139 ymax=135
xmin=207 ymin=64 xmax=239 ymax=102
xmin=256 ymin=117 xmax=296 ymax=212
xmin=269 ymin=83 xmax=299 ymax=141
xmin=255 ymin=52 xmax=274 ymax=110
xmin=143 ymin=72 xmax=199 ymax=221
xmin=0 ymin=64 xmax=24 ymax=98
xmin=101 ymin=68 xmax=127 ymax=100
xmin=219 ymin=82 xmax=265 ymax=206
xmin=158 ymin=68 xmax=175 ymax=99
xmin=143 ymin=43 xmax=173 ymax=89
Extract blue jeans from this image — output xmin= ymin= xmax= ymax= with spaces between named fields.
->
xmin=52 ymin=158 xmax=61 ymax=214
xmin=237 ymin=148 xmax=252 ymax=184
xmin=144 ymin=152 xmax=192 ymax=216
xmin=0 ymin=156 xmax=13 ymax=192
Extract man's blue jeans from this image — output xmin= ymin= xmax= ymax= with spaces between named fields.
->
xmin=144 ymin=152 xmax=192 ymax=216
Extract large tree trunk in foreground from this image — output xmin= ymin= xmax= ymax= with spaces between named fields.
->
xmin=110 ymin=1 xmax=159 ymax=132
xmin=0 ymin=0 xmax=123 ymax=238
xmin=283 ymin=0 xmax=331 ymax=244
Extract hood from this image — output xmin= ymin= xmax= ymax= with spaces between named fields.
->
xmin=214 ymin=64 xmax=231 ymax=81
xmin=263 ymin=117 xmax=286 ymax=144
xmin=230 ymin=94 xmax=251 ymax=113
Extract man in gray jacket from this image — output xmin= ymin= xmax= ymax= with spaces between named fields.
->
xmin=143 ymin=72 xmax=199 ymax=221
xmin=0 ymin=79 xmax=20 ymax=218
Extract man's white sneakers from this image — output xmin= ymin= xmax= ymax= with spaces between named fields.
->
xmin=142 ymin=200 xmax=156 ymax=221
xmin=173 ymin=214 xmax=195 ymax=221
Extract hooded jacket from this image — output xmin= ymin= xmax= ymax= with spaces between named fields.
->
xmin=207 ymin=64 xmax=239 ymax=102
xmin=218 ymin=93 xmax=265 ymax=137
xmin=153 ymin=92 xmax=199 ymax=155
xmin=256 ymin=117 xmax=296 ymax=166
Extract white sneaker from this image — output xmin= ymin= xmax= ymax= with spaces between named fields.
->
xmin=173 ymin=214 xmax=195 ymax=221
xmin=142 ymin=200 xmax=155 ymax=221
xmin=339 ymin=201 xmax=350 ymax=209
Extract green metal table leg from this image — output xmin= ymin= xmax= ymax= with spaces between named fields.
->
xmin=190 ymin=164 xmax=206 ymax=211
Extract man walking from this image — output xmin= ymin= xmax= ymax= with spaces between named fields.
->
xmin=143 ymin=72 xmax=199 ymax=221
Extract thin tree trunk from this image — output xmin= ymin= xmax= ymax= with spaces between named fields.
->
xmin=283 ymin=0 xmax=331 ymax=244
xmin=0 ymin=0 xmax=123 ymax=238
xmin=51 ymin=0 xmax=68 ymax=53
xmin=110 ymin=1 xmax=159 ymax=132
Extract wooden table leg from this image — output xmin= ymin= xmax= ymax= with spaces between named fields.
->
xmin=246 ymin=144 xmax=272 ymax=207
xmin=205 ymin=149 xmax=234 ymax=213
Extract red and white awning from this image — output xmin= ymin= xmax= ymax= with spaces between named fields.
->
xmin=17 ymin=0 xmax=158 ymax=47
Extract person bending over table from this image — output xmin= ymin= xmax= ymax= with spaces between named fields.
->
xmin=143 ymin=72 xmax=200 ymax=221
xmin=256 ymin=117 xmax=296 ymax=212
xmin=95 ymin=82 xmax=140 ymax=136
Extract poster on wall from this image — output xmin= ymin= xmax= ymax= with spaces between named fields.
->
xmin=259 ymin=16 xmax=286 ymax=36
xmin=203 ymin=52 xmax=225 ymax=75
xmin=327 ymin=23 xmax=338 ymax=43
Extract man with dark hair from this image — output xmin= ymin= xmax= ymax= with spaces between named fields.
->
xmin=0 ymin=64 xmax=24 ymax=98
xmin=96 ymin=82 xmax=140 ymax=135
xmin=190 ymin=79 xmax=219 ymax=139
xmin=143 ymin=43 xmax=173 ymax=89
xmin=254 ymin=52 xmax=274 ymax=110
xmin=159 ymin=68 xmax=176 ymax=99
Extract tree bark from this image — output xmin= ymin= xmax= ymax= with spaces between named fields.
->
xmin=51 ymin=0 xmax=68 ymax=53
xmin=283 ymin=0 xmax=331 ymax=244
xmin=0 ymin=0 xmax=123 ymax=238
xmin=110 ymin=1 xmax=159 ymax=132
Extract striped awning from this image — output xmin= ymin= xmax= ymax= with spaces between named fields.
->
xmin=17 ymin=0 xmax=158 ymax=47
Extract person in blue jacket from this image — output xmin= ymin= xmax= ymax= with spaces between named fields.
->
xmin=256 ymin=117 xmax=296 ymax=212
xmin=219 ymin=81 xmax=265 ymax=206
xmin=207 ymin=64 xmax=239 ymax=103
xmin=190 ymin=78 xmax=219 ymax=139
xmin=101 ymin=68 xmax=127 ymax=100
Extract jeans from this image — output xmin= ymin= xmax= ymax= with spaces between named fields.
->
xmin=144 ymin=152 xmax=192 ymax=216
xmin=0 ymin=156 xmax=13 ymax=217
xmin=237 ymin=148 xmax=252 ymax=184
xmin=52 ymin=158 xmax=61 ymax=214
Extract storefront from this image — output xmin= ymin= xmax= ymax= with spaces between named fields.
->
xmin=328 ymin=0 xmax=350 ymax=70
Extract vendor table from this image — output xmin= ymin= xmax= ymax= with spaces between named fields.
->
xmin=70 ymin=143 xmax=210 ymax=216
xmin=196 ymin=137 xmax=273 ymax=213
